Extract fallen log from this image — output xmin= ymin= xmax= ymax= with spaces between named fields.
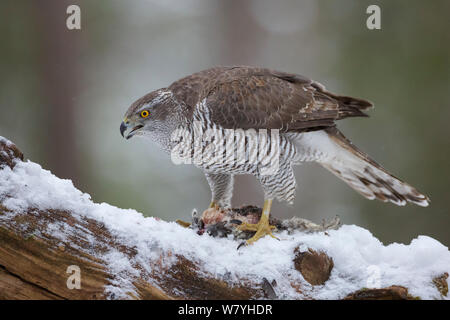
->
xmin=0 ymin=137 xmax=448 ymax=300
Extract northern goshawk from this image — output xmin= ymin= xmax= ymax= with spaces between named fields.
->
xmin=120 ymin=66 xmax=429 ymax=245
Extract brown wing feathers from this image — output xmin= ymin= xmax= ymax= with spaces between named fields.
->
xmin=175 ymin=66 xmax=373 ymax=132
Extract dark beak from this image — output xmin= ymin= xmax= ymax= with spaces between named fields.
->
xmin=120 ymin=121 xmax=127 ymax=138
xmin=120 ymin=121 xmax=144 ymax=140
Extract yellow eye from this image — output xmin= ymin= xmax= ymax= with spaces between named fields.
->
xmin=140 ymin=110 xmax=149 ymax=118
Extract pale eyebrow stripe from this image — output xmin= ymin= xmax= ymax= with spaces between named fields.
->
xmin=136 ymin=90 xmax=173 ymax=113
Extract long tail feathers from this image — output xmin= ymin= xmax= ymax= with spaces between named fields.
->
xmin=320 ymin=127 xmax=430 ymax=207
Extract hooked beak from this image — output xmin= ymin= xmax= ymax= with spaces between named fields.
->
xmin=120 ymin=121 xmax=143 ymax=140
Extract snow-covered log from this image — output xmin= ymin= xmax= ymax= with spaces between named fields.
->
xmin=0 ymin=136 xmax=448 ymax=300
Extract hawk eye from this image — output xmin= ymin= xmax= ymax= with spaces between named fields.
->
xmin=140 ymin=110 xmax=149 ymax=118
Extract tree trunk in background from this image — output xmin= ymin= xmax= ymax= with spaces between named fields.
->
xmin=220 ymin=0 xmax=266 ymax=207
xmin=33 ymin=0 xmax=80 ymax=186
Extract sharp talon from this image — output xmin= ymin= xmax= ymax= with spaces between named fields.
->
xmin=235 ymin=199 xmax=277 ymax=245
xmin=270 ymin=234 xmax=280 ymax=241
xmin=237 ymin=242 xmax=246 ymax=250
xmin=230 ymin=219 xmax=242 ymax=225
xmin=236 ymin=215 xmax=277 ymax=245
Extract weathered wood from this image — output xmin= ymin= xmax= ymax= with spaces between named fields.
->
xmin=0 ymin=139 xmax=271 ymax=299
xmin=0 ymin=266 xmax=62 ymax=300
xmin=0 ymin=204 xmax=261 ymax=300
xmin=344 ymin=286 xmax=416 ymax=300
xmin=293 ymin=248 xmax=334 ymax=286
xmin=0 ymin=138 xmax=446 ymax=300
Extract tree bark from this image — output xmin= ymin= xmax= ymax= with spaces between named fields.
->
xmin=0 ymin=138 xmax=266 ymax=299
xmin=0 ymin=138 xmax=446 ymax=300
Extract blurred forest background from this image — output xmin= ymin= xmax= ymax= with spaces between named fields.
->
xmin=0 ymin=0 xmax=449 ymax=246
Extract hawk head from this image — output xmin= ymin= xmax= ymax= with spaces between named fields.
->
xmin=120 ymin=89 xmax=174 ymax=140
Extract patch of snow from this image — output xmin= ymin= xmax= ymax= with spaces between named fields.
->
xmin=0 ymin=136 xmax=13 ymax=146
xmin=0 ymin=159 xmax=449 ymax=299
xmin=46 ymin=222 xmax=70 ymax=242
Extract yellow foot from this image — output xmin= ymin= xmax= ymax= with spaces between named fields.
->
xmin=208 ymin=201 xmax=219 ymax=210
xmin=237 ymin=216 xmax=278 ymax=245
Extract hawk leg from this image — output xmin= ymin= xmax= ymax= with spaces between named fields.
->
xmin=237 ymin=199 xmax=278 ymax=245
xmin=208 ymin=201 xmax=219 ymax=209
xmin=204 ymin=172 xmax=234 ymax=209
